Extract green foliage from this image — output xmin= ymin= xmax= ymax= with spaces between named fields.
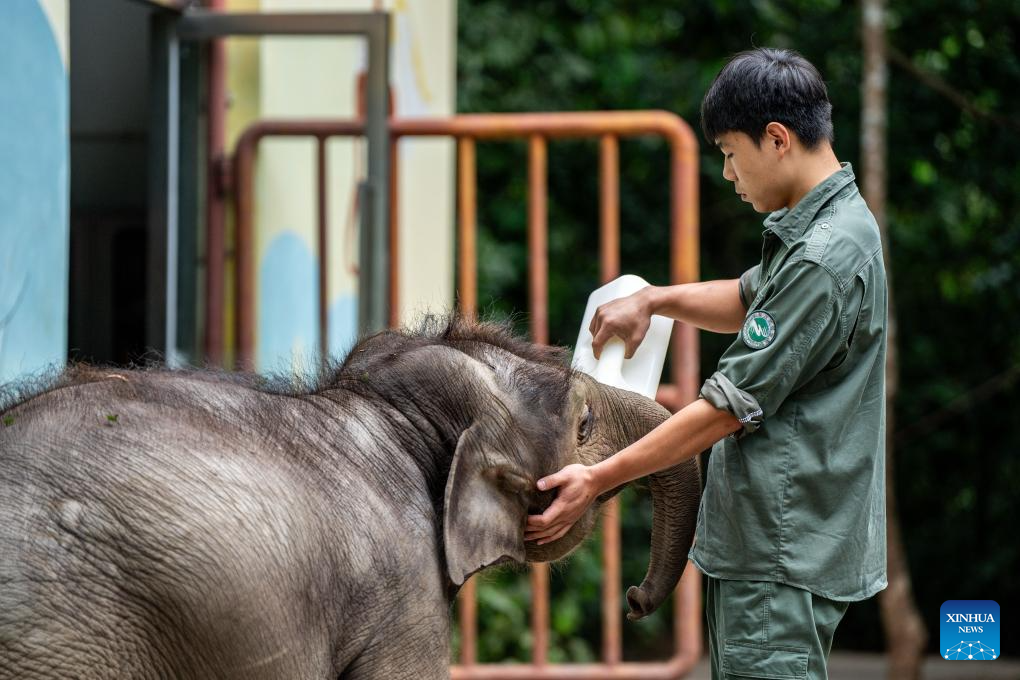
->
xmin=458 ymin=0 xmax=1019 ymax=659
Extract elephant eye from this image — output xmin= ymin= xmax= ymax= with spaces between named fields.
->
xmin=577 ymin=403 xmax=594 ymax=444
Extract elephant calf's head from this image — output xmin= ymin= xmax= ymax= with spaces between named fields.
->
xmin=397 ymin=317 xmax=701 ymax=620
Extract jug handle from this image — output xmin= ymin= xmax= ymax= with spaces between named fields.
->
xmin=592 ymin=337 xmax=627 ymax=388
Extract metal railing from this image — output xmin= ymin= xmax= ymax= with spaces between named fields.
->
xmin=223 ymin=111 xmax=701 ymax=678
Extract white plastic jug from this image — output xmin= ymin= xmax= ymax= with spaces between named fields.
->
xmin=572 ymin=274 xmax=673 ymax=399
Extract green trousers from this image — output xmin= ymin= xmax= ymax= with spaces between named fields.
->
xmin=705 ymin=576 xmax=850 ymax=680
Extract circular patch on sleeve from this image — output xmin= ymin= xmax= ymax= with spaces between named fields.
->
xmin=742 ymin=311 xmax=777 ymax=350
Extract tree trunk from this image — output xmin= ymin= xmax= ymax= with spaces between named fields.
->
xmin=860 ymin=1 xmax=929 ymax=678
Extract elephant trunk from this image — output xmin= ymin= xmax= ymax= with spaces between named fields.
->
xmin=536 ymin=384 xmax=704 ymax=611
xmin=603 ymin=388 xmax=703 ymax=621
xmin=625 ymin=456 xmax=701 ymax=620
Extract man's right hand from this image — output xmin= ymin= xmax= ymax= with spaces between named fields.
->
xmin=589 ymin=287 xmax=655 ymax=359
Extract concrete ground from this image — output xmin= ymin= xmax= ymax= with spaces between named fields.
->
xmin=686 ymin=652 xmax=1020 ymax=679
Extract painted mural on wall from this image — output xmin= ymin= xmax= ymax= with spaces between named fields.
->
xmin=0 ymin=0 xmax=69 ymax=384
xmin=257 ymin=231 xmax=357 ymax=374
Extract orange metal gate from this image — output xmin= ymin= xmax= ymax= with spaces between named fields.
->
xmin=220 ymin=111 xmax=702 ymax=678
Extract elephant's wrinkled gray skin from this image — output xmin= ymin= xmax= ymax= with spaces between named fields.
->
xmin=0 ymin=315 xmax=701 ymax=679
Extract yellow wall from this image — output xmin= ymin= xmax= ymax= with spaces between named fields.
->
xmin=225 ymin=0 xmax=455 ymax=372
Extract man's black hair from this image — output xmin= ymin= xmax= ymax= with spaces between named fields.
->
xmin=701 ymin=47 xmax=834 ymax=149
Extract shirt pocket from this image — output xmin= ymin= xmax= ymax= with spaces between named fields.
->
xmin=722 ymin=641 xmax=809 ymax=679
xmin=823 ymin=273 xmax=866 ymax=373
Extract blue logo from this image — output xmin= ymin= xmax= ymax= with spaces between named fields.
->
xmin=941 ymin=600 xmax=999 ymax=661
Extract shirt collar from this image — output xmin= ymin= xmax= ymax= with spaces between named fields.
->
xmin=762 ymin=162 xmax=856 ymax=247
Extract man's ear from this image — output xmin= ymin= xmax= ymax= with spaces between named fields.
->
xmin=764 ymin=121 xmax=791 ymax=155
xmin=443 ymin=422 xmax=528 ymax=586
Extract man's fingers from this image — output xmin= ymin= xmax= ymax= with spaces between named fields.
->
xmin=524 ymin=514 xmax=565 ymax=541
xmin=537 ymin=524 xmax=572 ymax=546
xmin=625 ymin=328 xmax=650 ymax=359
xmin=536 ymin=472 xmax=564 ymax=492
xmin=591 ymin=326 xmax=615 ymax=360
xmin=525 ymin=495 xmax=573 ymax=541
xmin=526 ymin=520 xmax=570 ymax=543
xmin=526 ymin=511 xmax=554 ymax=531
xmin=551 ymin=525 xmax=571 ymax=542
xmin=540 ymin=495 xmax=569 ymax=522
xmin=527 ymin=496 xmax=565 ymax=530
xmin=525 ymin=524 xmax=562 ymax=542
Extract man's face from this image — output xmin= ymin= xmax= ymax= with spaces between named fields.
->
xmin=717 ymin=131 xmax=788 ymax=213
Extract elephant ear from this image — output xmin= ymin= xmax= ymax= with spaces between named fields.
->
xmin=443 ymin=421 xmax=528 ymax=586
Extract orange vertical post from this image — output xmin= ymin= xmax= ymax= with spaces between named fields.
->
xmin=456 ymin=135 xmax=480 ymax=667
xmin=598 ymin=134 xmax=623 ymax=666
xmin=527 ymin=133 xmax=550 ymax=667
xmin=458 ymin=137 xmax=478 ymax=322
xmin=669 ymin=122 xmax=703 ymax=669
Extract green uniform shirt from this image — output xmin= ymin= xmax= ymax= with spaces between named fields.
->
xmin=690 ymin=163 xmax=888 ymax=602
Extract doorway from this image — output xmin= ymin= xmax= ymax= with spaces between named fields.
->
xmin=69 ymin=0 xmax=159 ymax=365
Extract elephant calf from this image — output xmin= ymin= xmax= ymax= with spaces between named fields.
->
xmin=0 ymin=315 xmax=700 ymax=679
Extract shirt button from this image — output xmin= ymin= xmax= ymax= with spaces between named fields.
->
xmin=820 ymin=223 xmax=831 ymax=229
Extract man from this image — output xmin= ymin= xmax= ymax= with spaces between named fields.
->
xmin=525 ymin=47 xmax=888 ymax=680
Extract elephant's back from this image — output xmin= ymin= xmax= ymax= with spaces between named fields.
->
xmin=0 ymin=374 xmax=340 ymax=678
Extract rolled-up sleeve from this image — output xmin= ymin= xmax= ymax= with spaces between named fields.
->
xmin=701 ymin=369 xmax=765 ymax=437
xmin=701 ymin=260 xmax=846 ymax=439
